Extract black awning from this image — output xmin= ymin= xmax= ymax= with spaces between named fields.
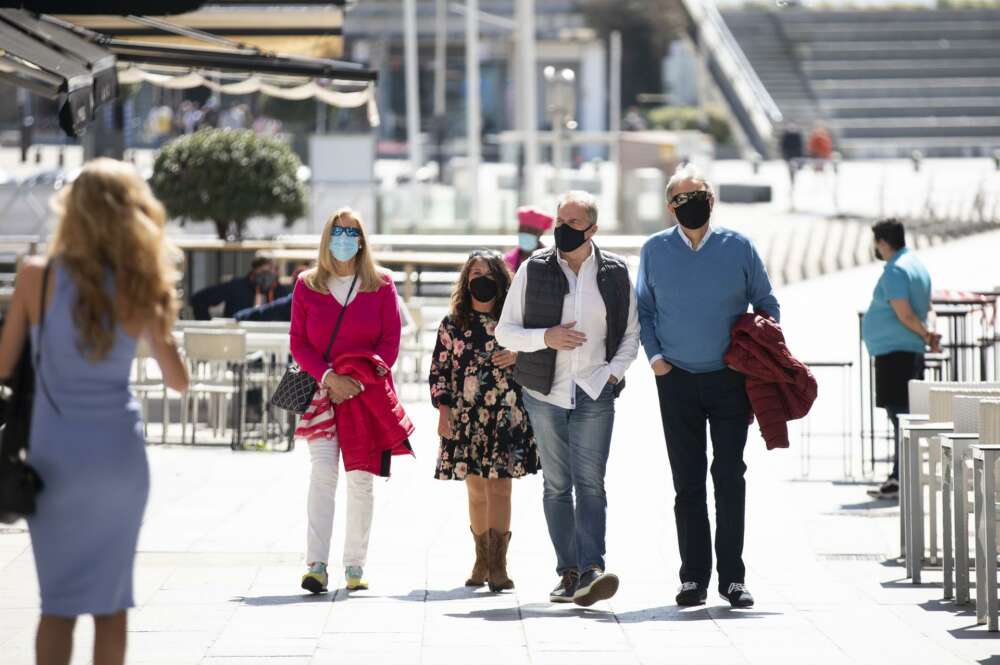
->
xmin=0 ymin=9 xmax=117 ymax=105
xmin=0 ymin=16 xmax=92 ymax=95
xmin=0 ymin=6 xmax=376 ymax=137
xmin=105 ymin=39 xmax=376 ymax=82
xmin=0 ymin=2 xmax=205 ymax=14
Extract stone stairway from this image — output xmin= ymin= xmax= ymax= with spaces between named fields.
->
xmin=722 ymin=7 xmax=1000 ymax=158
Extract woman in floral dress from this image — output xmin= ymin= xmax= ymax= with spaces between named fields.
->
xmin=429 ymin=250 xmax=539 ymax=592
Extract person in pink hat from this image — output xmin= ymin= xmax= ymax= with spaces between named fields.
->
xmin=505 ymin=206 xmax=554 ymax=272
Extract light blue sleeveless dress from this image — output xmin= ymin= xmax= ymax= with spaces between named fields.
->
xmin=27 ymin=261 xmax=149 ymax=617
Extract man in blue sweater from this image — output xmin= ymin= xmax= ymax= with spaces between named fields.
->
xmin=636 ymin=165 xmax=780 ymax=609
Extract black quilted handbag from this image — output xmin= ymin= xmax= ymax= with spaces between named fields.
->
xmin=0 ymin=263 xmax=56 ymax=524
xmin=270 ymin=273 xmax=357 ymax=414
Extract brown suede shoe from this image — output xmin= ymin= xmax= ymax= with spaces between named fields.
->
xmin=487 ymin=529 xmax=514 ymax=592
xmin=466 ymin=527 xmax=489 ymax=587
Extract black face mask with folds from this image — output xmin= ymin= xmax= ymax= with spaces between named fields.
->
xmin=675 ymin=199 xmax=712 ymax=230
xmin=469 ymin=275 xmax=498 ymax=303
xmin=554 ymin=223 xmax=593 ymax=253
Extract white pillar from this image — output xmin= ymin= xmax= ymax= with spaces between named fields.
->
xmin=516 ymin=0 xmax=539 ymax=205
xmin=404 ymin=0 xmax=423 ymax=174
xmin=466 ymin=0 xmax=481 ymax=229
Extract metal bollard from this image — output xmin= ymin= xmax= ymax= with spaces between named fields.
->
xmin=993 ymin=149 xmax=1000 ymax=171
xmin=911 ymin=150 xmax=923 ymax=173
xmin=749 ymin=151 xmax=761 ymax=175
xmin=57 ymin=148 xmax=65 ymax=168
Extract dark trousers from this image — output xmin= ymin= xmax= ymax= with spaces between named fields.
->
xmin=655 ymin=367 xmax=752 ymax=590
xmin=874 ymin=351 xmax=925 ymax=481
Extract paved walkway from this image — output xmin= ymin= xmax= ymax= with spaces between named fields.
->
xmin=1 ymin=232 xmax=999 ymax=664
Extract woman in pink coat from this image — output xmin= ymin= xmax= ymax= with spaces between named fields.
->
xmin=290 ymin=208 xmax=405 ymax=595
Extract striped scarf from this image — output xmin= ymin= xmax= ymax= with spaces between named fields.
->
xmin=294 ymin=389 xmax=337 ymax=442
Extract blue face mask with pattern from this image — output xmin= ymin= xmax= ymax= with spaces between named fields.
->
xmin=329 ymin=235 xmax=360 ymax=262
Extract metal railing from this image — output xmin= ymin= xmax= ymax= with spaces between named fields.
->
xmin=683 ymin=0 xmax=783 ymax=156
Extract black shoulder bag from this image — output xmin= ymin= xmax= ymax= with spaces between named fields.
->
xmin=0 ymin=262 xmax=58 ymax=524
xmin=270 ymin=273 xmax=358 ymax=414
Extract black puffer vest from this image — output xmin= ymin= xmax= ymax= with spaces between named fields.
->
xmin=513 ymin=244 xmax=631 ymax=397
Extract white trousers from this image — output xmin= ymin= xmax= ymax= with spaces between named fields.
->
xmin=306 ymin=437 xmax=374 ymax=567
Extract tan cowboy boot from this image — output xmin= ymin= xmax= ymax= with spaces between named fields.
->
xmin=466 ymin=527 xmax=489 ymax=587
xmin=487 ymin=529 xmax=514 ymax=592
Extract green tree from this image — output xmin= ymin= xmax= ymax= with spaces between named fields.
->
xmin=151 ymin=128 xmax=307 ymax=240
xmin=582 ymin=0 xmax=688 ymax=110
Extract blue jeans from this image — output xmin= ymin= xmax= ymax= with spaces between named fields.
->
xmin=522 ymin=384 xmax=615 ymax=575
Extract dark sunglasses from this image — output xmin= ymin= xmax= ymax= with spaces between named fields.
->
xmin=670 ymin=190 xmax=710 ymax=207
xmin=332 ymin=225 xmax=361 ymax=238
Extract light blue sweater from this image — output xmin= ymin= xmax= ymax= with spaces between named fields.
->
xmin=636 ymin=226 xmax=780 ymax=373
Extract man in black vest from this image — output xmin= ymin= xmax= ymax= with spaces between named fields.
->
xmin=496 ymin=190 xmax=640 ymax=608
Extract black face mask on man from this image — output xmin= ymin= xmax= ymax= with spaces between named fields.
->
xmin=469 ymin=275 xmax=498 ymax=303
xmin=674 ymin=194 xmax=712 ymax=231
xmin=554 ymin=222 xmax=593 ymax=253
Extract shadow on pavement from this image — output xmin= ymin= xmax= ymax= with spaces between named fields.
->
xmin=614 ymin=606 xmax=782 ymax=623
xmin=919 ymin=599 xmax=975 ymax=616
xmin=445 ymin=603 xmax=781 ymax=623
xmin=948 ymin=624 xmax=1000 ymax=641
xmin=446 ymin=604 xmax=617 ymax=623
xmin=231 ymin=593 xmax=334 ymax=606
xmin=836 ymin=499 xmax=897 ymax=511
xmin=391 ymin=587 xmax=491 ymax=602
xmin=880 ymin=579 xmax=942 ymax=589
xmin=879 ymin=558 xmax=905 ymax=568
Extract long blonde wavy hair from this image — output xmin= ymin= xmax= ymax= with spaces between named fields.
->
xmin=49 ymin=158 xmax=180 ymax=361
xmin=304 ymin=207 xmax=387 ymax=294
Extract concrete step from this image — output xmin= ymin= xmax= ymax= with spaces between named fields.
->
xmin=803 ymin=39 xmax=1000 ymax=60
xmin=832 ymin=116 xmax=1000 ymax=139
xmin=823 ymin=98 xmax=1000 ymax=119
xmin=803 ymin=59 xmax=1000 ymax=79
xmin=837 ymin=135 xmax=1000 ymax=158
xmin=812 ymin=77 xmax=1000 ymax=99
xmin=781 ymin=23 xmax=1000 ymax=41
xmin=775 ymin=7 xmax=1000 ymax=22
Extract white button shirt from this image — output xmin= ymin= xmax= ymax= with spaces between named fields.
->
xmin=496 ymin=244 xmax=641 ymax=409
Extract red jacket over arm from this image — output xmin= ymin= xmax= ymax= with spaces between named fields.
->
xmin=333 ymin=351 xmax=415 ymax=476
xmin=723 ymin=313 xmax=817 ymax=450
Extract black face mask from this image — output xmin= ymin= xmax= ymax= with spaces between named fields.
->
xmin=675 ymin=199 xmax=712 ymax=230
xmin=554 ymin=223 xmax=593 ymax=253
xmin=254 ymin=271 xmax=277 ymax=291
xmin=469 ymin=275 xmax=498 ymax=303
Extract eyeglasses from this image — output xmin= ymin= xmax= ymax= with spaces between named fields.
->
xmin=332 ymin=225 xmax=361 ymax=238
xmin=670 ymin=190 xmax=710 ymax=207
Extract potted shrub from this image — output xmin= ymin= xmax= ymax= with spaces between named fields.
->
xmin=151 ymin=128 xmax=307 ymax=240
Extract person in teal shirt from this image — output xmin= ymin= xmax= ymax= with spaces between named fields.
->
xmin=861 ymin=219 xmax=938 ymax=499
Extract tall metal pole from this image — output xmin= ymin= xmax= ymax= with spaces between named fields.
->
xmin=516 ymin=0 xmax=539 ymax=205
xmin=404 ymin=0 xmax=423 ymax=175
xmin=466 ymin=0 xmax=481 ymax=229
xmin=609 ymin=30 xmax=623 ymax=227
xmin=433 ymin=0 xmax=447 ymax=181
xmin=434 ymin=0 xmax=447 ymax=118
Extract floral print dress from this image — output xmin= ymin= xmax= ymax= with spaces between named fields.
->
xmin=429 ymin=313 xmax=540 ymax=480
